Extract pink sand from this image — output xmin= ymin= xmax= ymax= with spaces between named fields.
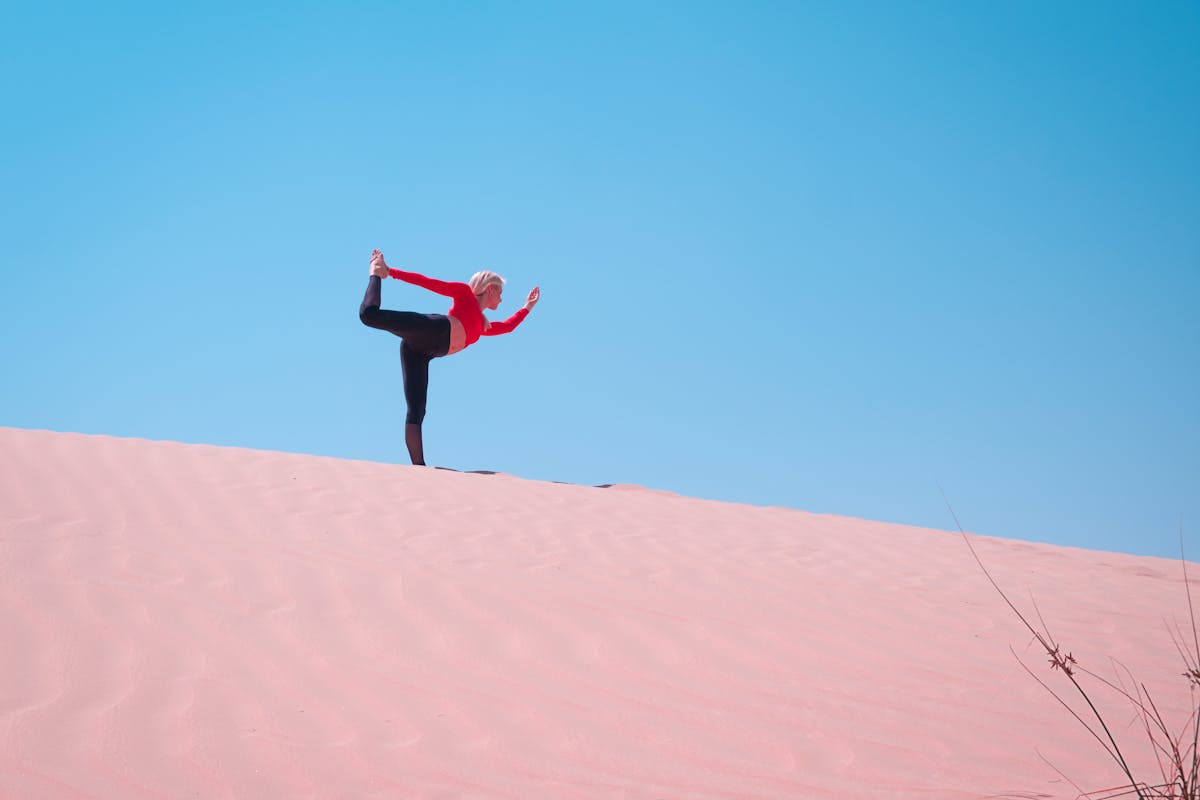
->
xmin=1 ymin=426 xmax=1195 ymax=799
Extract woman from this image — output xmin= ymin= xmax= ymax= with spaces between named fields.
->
xmin=358 ymin=249 xmax=540 ymax=465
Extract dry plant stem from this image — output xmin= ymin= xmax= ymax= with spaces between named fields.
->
xmin=1035 ymin=747 xmax=1090 ymax=798
xmin=1179 ymin=527 xmax=1200 ymax=794
xmin=941 ymin=489 xmax=1146 ymax=799
xmin=1144 ymin=690 xmax=1188 ymax=793
xmin=1182 ymin=528 xmax=1200 ymax=672
xmin=1012 ymin=645 xmax=1132 ymax=774
xmin=1091 ymin=785 xmax=1150 ymax=800
xmin=1111 ymin=664 xmax=1173 ymax=788
xmin=1086 ymin=661 xmax=1187 ymax=781
xmin=1166 ymin=620 xmax=1200 ymax=794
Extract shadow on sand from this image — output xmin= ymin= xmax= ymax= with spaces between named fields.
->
xmin=433 ymin=466 xmax=619 ymax=490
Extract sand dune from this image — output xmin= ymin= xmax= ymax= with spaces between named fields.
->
xmin=1 ymin=426 xmax=1195 ymax=799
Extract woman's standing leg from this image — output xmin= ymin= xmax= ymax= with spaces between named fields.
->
xmin=400 ymin=342 xmax=432 ymax=466
xmin=360 ymin=274 xmax=449 ymax=465
xmin=404 ymin=423 xmax=425 ymax=467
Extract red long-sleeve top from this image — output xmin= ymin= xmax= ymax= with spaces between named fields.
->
xmin=387 ymin=268 xmax=530 ymax=348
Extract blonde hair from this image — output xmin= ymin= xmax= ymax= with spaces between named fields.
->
xmin=468 ymin=270 xmax=505 ymax=296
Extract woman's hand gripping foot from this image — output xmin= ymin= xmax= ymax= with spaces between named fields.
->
xmin=369 ymin=249 xmax=389 ymax=278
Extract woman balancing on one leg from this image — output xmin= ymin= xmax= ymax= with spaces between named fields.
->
xmin=358 ymin=249 xmax=540 ymax=465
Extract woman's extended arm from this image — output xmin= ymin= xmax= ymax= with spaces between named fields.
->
xmin=481 ymin=308 xmax=529 ymax=336
xmin=371 ymin=249 xmax=466 ymax=298
xmin=387 ymin=268 xmax=464 ymax=298
xmin=481 ymin=286 xmax=540 ymax=336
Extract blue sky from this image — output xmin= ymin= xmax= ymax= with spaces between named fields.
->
xmin=2 ymin=1 xmax=1196 ymax=559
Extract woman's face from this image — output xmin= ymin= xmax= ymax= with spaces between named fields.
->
xmin=485 ymin=283 xmax=502 ymax=310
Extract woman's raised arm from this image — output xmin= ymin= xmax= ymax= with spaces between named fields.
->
xmin=370 ymin=249 xmax=465 ymax=298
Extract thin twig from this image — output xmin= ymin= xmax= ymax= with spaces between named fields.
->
xmin=943 ymin=488 xmax=1145 ymax=798
xmin=1035 ymin=746 xmax=1088 ymax=798
xmin=1182 ymin=524 xmax=1199 ymax=681
xmin=1015 ymin=648 xmax=1123 ymax=765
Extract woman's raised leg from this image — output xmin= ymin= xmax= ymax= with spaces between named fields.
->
xmin=359 ymin=276 xmax=453 ymax=357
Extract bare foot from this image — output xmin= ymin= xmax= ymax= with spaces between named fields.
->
xmin=369 ymin=249 xmax=389 ymax=277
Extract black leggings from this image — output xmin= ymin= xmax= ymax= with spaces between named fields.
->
xmin=359 ymin=276 xmax=451 ymax=425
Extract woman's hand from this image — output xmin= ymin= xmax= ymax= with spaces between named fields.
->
xmin=524 ymin=286 xmax=540 ymax=311
xmin=369 ymin=249 xmax=389 ymax=278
